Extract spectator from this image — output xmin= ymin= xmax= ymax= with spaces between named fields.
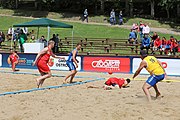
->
xmin=170 ymin=38 xmax=178 ymax=56
xmin=140 ymin=34 xmax=150 ymax=54
xmin=30 ymin=35 xmax=35 ymax=43
xmin=135 ymin=23 xmax=139 ymax=32
xmin=39 ymin=36 xmax=47 ymax=48
xmin=0 ymin=32 xmax=3 ymax=48
xmin=150 ymin=32 xmax=158 ymax=41
xmin=12 ymin=32 xmax=18 ymax=49
xmin=165 ymin=36 xmax=173 ymax=55
xmin=7 ymin=27 xmax=13 ymax=40
xmin=22 ymin=27 xmax=28 ymax=34
xmin=54 ymin=34 xmax=59 ymax=53
xmin=51 ymin=34 xmax=56 ymax=53
xmin=142 ymin=23 xmax=150 ymax=35
xmin=152 ymin=36 xmax=162 ymax=54
xmin=119 ymin=11 xmax=123 ymax=25
xmin=83 ymin=9 xmax=88 ymax=23
xmin=132 ymin=23 xmax=136 ymax=30
xmin=160 ymin=37 xmax=167 ymax=55
xmin=128 ymin=29 xmax=137 ymax=44
xmin=139 ymin=21 xmax=144 ymax=40
xmin=110 ymin=9 xmax=116 ymax=25
xmin=18 ymin=29 xmax=27 ymax=53
xmin=150 ymin=32 xmax=159 ymax=54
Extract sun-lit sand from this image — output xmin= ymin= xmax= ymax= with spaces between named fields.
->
xmin=0 ymin=68 xmax=180 ymax=120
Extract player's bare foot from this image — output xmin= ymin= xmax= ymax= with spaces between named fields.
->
xmin=156 ymin=92 xmax=161 ymax=98
xmin=36 ymin=79 xmax=40 ymax=88
xmin=63 ymin=80 xmax=67 ymax=84
xmin=69 ymin=80 xmax=73 ymax=83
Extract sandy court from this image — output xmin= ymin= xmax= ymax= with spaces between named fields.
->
xmin=0 ymin=68 xmax=180 ymax=120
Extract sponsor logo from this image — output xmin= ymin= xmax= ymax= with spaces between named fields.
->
xmin=18 ymin=58 xmax=34 ymax=65
xmin=92 ymin=60 xmax=120 ymax=70
xmin=161 ymin=62 xmax=167 ymax=68
xmin=53 ymin=59 xmax=67 ymax=67
xmin=83 ymin=57 xmax=130 ymax=72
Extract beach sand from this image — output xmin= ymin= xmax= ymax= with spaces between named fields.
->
xmin=0 ymin=68 xmax=180 ymax=120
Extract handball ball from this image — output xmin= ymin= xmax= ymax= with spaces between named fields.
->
xmin=108 ymin=70 xmax=113 ymax=75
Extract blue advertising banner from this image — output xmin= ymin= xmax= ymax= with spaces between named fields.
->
xmin=1 ymin=53 xmax=37 ymax=69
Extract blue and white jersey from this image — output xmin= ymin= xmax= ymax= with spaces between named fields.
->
xmin=67 ymin=49 xmax=78 ymax=62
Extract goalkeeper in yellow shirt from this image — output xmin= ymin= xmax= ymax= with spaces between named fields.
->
xmin=133 ymin=50 xmax=166 ymax=102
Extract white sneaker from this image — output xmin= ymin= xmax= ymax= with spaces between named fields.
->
xmin=168 ymin=53 xmax=171 ymax=55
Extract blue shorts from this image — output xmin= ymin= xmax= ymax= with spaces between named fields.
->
xmin=66 ymin=61 xmax=76 ymax=71
xmin=146 ymin=74 xmax=165 ymax=86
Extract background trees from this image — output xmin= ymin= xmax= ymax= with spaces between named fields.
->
xmin=0 ymin=0 xmax=179 ymax=19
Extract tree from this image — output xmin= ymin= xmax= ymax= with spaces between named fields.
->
xmin=149 ymin=0 xmax=155 ymax=18
xmin=158 ymin=0 xmax=177 ymax=18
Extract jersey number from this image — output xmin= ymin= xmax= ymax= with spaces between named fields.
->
xmin=149 ymin=58 xmax=155 ymax=63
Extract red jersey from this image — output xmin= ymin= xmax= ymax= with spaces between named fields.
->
xmin=166 ymin=40 xmax=171 ymax=46
xmin=37 ymin=47 xmax=52 ymax=73
xmin=161 ymin=39 xmax=167 ymax=45
xmin=9 ymin=54 xmax=18 ymax=63
xmin=105 ymin=77 xmax=125 ymax=88
xmin=171 ymin=41 xmax=178 ymax=50
xmin=154 ymin=38 xmax=162 ymax=47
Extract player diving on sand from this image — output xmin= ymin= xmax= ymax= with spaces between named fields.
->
xmin=87 ymin=77 xmax=131 ymax=90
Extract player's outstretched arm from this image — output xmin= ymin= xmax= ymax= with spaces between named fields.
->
xmin=133 ymin=61 xmax=146 ymax=79
xmin=51 ymin=53 xmax=65 ymax=59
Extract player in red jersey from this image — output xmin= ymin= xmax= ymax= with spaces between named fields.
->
xmin=104 ymin=77 xmax=131 ymax=90
xmin=87 ymin=77 xmax=131 ymax=90
xmin=33 ymin=40 xmax=65 ymax=88
xmin=9 ymin=50 xmax=19 ymax=72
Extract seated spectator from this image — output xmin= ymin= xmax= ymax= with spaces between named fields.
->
xmin=165 ymin=36 xmax=173 ymax=55
xmin=160 ymin=37 xmax=167 ymax=55
xmin=152 ymin=36 xmax=162 ymax=54
xmin=128 ymin=29 xmax=137 ymax=44
xmin=140 ymin=34 xmax=150 ymax=54
xmin=170 ymin=38 xmax=178 ymax=56
xmin=30 ymin=35 xmax=35 ymax=43
xmin=150 ymin=32 xmax=158 ymax=41
xmin=150 ymin=32 xmax=159 ymax=54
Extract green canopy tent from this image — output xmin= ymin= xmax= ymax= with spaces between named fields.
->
xmin=13 ymin=18 xmax=73 ymax=50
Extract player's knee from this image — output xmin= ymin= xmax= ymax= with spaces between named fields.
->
xmin=72 ymin=70 xmax=77 ymax=74
xmin=142 ymin=85 xmax=147 ymax=90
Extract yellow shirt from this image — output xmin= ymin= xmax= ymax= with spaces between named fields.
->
xmin=143 ymin=56 xmax=165 ymax=75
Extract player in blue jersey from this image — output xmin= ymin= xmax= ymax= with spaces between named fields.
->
xmin=63 ymin=43 xmax=82 ymax=83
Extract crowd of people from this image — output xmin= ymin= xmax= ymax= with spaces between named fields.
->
xmin=128 ymin=21 xmax=179 ymax=56
xmin=4 ymin=27 xmax=60 ymax=53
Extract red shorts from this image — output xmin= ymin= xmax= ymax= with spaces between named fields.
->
xmin=37 ymin=61 xmax=50 ymax=73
